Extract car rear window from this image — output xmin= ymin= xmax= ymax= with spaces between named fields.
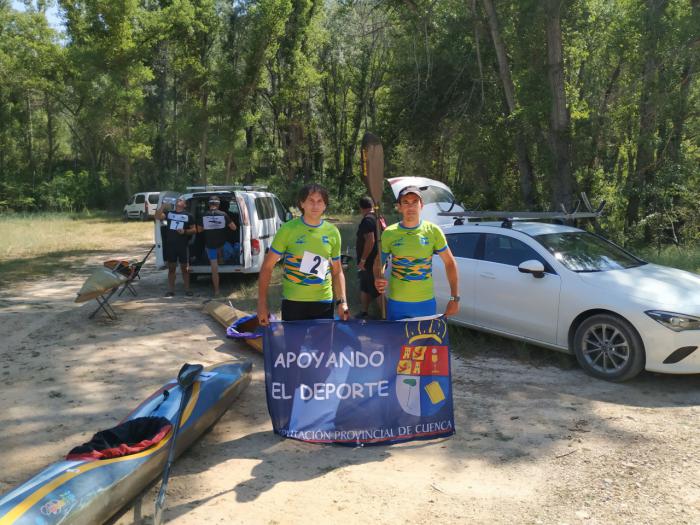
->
xmin=148 ymin=194 xmax=159 ymax=204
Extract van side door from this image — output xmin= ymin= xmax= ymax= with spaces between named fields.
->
xmin=235 ymin=192 xmax=252 ymax=268
xmin=154 ymin=191 xmax=181 ymax=268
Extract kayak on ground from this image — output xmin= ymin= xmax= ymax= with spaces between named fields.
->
xmin=0 ymin=360 xmax=252 ymax=525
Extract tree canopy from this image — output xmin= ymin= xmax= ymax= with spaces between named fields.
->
xmin=1 ymin=0 xmax=698 ymax=245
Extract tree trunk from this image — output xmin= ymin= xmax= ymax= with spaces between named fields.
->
xmin=669 ymin=0 xmax=698 ymax=164
xmin=44 ymin=91 xmax=55 ymax=178
xmin=26 ymin=93 xmax=36 ymax=192
xmin=545 ymin=0 xmax=574 ymax=207
xmin=200 ymin=91 xmax=209 ymax=186
xmin=626 ymin=0 xmax=668 ymax=228
xmin=480 ymin=0 xmax=535 ymax=206
xmin=155 ymin=41 xmax=169 ymax=183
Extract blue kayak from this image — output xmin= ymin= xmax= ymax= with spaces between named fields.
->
xmin=0 ymin=361 xmax=252 ymax=525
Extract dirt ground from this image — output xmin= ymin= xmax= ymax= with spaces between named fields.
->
xmin=0 ymin=239 xmax=699 ymax=525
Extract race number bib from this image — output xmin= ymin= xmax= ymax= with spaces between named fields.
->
xmin=203 ymin=215 xmax=226 ymax=230
xmin=299 ymin=250 xmax=329 ymax=277
xmin=168 ymin=213 xmax=189 ymax=231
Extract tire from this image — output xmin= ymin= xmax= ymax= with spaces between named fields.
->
xmin=573 ymin=314 xmax=645 ymax=382
xmin=139 ymin=211 xmax=146 ymax=221
xmin=122 ymin=211 xmax=129 ymax=222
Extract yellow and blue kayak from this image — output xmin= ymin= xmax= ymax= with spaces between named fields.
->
xmin=0 ymin=361 xmax=252 ymax=525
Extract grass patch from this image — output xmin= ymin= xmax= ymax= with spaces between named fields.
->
xmin=636 ymin=244 xmax=700 ymax=274
xmin=0 ymin=212 xmax=154 ymax=285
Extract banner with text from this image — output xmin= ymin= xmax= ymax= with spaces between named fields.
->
xmin=264 ymin=317 xmax=454 ymax=445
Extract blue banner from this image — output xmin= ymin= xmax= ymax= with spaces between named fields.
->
xmin=264 ymin=316 xmax=454 ymax=445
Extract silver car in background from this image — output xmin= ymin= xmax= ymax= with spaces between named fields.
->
xmin=432 ymin=221 xmax=700 ymax=381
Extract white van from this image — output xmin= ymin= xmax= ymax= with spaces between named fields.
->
xmin=154 ymin=186 xmax=291 ymax=274
xmin=123 ymin=192 xmax=160 ymax=220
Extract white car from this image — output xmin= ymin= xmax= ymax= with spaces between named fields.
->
xmin=388 ymin=176 xmax=465 ymax=225
xmin=432 ymin=221 xmax=700 ymax=381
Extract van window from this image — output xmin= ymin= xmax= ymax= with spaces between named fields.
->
xmin=148 ymin=194 xmax=159 ymax=204
xmin=255 ymin=197 xmax=276 ymax=220
xmin=274 ymin=197 xmax=289 ymax=221
xmin=135 ymin=194 xmax=145 ymax=204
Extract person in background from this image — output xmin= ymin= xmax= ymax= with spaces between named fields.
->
xmin=355 ymin=196 xmax=380 ymax=318
xmin=155 ymin=198 xmax=196 ymax=297
xmin=197 ymin=196 xmax=237 ymax=297
xmin=375 ymin=186 xmax=460 ymax=321
xmin=257 ymin=183 xmax=350 ymax=325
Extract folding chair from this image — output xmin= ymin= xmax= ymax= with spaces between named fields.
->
xmin=104 ymin=244 xmax=155 ymax=297
xmin=76 ymin=268 xmax=127 ymax=320
xmin=89 ymin=286 xmax=120 ymax=320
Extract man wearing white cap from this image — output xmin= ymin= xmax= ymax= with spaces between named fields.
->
xmin=375 ymin=186 xmax=459 ymax=320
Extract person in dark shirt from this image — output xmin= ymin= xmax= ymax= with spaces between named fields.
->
xmin=355 ymin=196 xmax=380 ymax=318
xmin=197 ymin=196 xmax=237 ymax=297
xmin=155 ymin=198 xmax=196 ymax=297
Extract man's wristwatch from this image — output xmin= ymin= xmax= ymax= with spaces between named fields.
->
xmin=448 ymin=295 xmax=461 ymax=303
xmin=335 ymin=298 xmax=347 ymax=307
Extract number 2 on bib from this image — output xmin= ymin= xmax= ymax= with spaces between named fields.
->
xmin=300 ymin=251 xmax=329 ymax=277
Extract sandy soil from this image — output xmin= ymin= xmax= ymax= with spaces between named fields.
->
xmin=0 ymin=240 xmax=699 ymax=525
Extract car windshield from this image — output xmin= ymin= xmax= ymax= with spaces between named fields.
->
xmin=419 ymin=186 xmax=455 ymax=205
xmin=535 ymin=232 xmax=645 ymax=272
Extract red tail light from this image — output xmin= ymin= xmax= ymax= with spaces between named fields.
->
xmin=251 ymin=239 xmax=260 ymax=256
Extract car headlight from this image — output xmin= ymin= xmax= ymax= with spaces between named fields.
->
xmin=645 ymin=310 xmax=700 ymax=332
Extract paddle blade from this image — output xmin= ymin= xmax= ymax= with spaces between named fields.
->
xmin=177 ymin=363 xmax=203 ymax=388
xmin=360 ymin=132 xmax=384 ymax=204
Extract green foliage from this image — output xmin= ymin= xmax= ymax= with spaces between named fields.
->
xmin=0 ymin=0 xmax=697 ymax=248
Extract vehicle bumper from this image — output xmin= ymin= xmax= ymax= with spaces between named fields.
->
xmin=639 ymin=316 xmax=700 ymax=373
xmin=189 ymin=264 xmax=256 ymax=274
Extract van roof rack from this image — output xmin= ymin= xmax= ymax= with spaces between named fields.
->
xmin=185 ymin=184 xmax=268 ymax=192
xmin=439 ymin=192 xmax=605 ymax=228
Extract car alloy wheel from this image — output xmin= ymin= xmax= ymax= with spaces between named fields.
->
xmin=573 ymin=313 xmax=645 ymax=382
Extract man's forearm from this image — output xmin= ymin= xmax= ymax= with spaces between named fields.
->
xmin=257 ymin=268 xmax=272 ymax=307
xmin=360 ymin=234 xmax=375 ymax=262
xmin=331 ymin=265 xmax=347 ymax=301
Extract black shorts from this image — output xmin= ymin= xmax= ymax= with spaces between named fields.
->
xmin=281 ymin=299 xmax=334 ymax=321
xmin=165 ymin=243 xmax=188 ymax=264
xmin=358 ymin=270 xmax=379 ymax=298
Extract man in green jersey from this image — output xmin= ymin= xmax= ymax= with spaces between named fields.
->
xmin=257 ymin=184 xmax=351 ymax=325
xmin=375 ymin=186 xmax=459 ymax=320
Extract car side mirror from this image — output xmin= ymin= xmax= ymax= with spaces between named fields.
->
xmin=518 ymin=259 xmax=545 ymax=278
xmin=285 ymin=211 xmax=293 ymax=222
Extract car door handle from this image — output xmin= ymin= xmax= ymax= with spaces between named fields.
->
xmin=479 ymin=272 xmax=496 ymax=279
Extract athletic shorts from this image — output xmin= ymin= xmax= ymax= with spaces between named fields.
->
xmin=164 ymin=243 xmax=188 ymax=264
xmin=281 ymin=299 xmax=334 ymax=321
xmin=358 ymin=270 xmax=379 ymax=298
xmin=386 ymin=297 xmax=437 ymax=321
xmin=206 ymin=247 xmax=221 ymax=261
